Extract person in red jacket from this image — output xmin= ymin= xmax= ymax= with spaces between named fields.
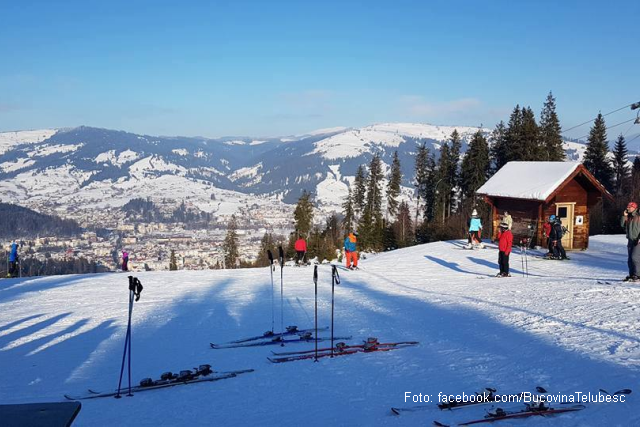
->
xmin=294 ymin=235 xmax=307 ymax=266
xmin=497 ymin=222 xmax=513 ymax=277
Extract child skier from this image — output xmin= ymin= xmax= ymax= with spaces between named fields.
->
xmin=497 ymin=222 xmax=513 ymax=277
xmin=467 ymin=209 xmax=484 ymax=249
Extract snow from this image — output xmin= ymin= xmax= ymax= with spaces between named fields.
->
xmin=223 ymin=140 xmax=247 ymax=146
xmin=28 ymin=143 xmax=83 ymax=157
xmin=94 ymin=150 xmax=140 ymax=166
xmin=0 ymin=158 xmax=36 ymax=173
xmin=315 ymin=164 xmax=349 ymax=207
xmin=1 ymin=235 xmax=638 ymax=426
xmin=477 ymin=161 xmax=581 ymax=201
xmin=0 ymin=129 xmax=58 ymax=155
xmin=171 ymin=149 xmax=189 ymax=156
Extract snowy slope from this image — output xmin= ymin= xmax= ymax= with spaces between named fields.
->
xmin=0 ymin=129 xmax=58 ymax=155
xmin=0 ymin=235 xmax=638 ymax=426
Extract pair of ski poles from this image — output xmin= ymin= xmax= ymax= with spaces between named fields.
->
xmin=313 ymin=264 xmax=340 ymax=361
xmin=116 ymin=276 xmax=143 ymax=398
xmin=267 ymin=247 xmax=285 ymax=345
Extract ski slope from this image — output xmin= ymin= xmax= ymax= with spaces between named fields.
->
xmin=0 ymin=235 xmax=638 ymax=426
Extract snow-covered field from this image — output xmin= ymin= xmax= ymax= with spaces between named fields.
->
xmin=1 ymin=235 xmax=638 ymax=426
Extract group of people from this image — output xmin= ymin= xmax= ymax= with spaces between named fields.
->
xmin=291 ymin=232 xmax=359 ymax=270
xmin=467 ymin=208 xmax=571 ymax=278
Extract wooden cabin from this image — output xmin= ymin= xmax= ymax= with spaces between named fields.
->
xmin=476 ymin=162 xmax=613 ymax=250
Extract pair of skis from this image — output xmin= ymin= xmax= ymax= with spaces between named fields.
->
xmin=268 ymin=339 xmax=418 ymax=363
xmin=212 ymin=326 xmax=327 ymax=346
xmin=210 ymin=333 xmax=352 ymax=349
xmin=64 ymin=366 xmax=254 ymax=400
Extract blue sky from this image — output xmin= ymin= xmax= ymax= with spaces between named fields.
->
xmin=1 ymin=0 xmax=638 ymax=139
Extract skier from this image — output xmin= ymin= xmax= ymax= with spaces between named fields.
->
xmin=497 ymin=222 xmax=513 ymax=277
xmin=502 ymin=211 xmax=513 ymax=230
xmin=8 ymin=240 xmax=18 ymax=278
xmin=543 ymin=216 xmax=553 ymax=256
xmin=549 ymin=216 xmax=568 ymax=260
xmin=622 ymin=201 xmax=640 ymax=281
xmin=343 ymin=232 xmax=358 ymax=270
xmin=294 ymin=235 xmax=307 ymax=266
xmin=122 ymin=250 xmax=129 ymax=272
xmin=467 ymin=209 xmax=484 ymax=249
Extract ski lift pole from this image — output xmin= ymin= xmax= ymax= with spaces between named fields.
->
xmin=313 ymin=265 xmax=318 ymax=362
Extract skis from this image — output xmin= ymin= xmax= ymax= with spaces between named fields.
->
xmin=210 ymin=335 xmax=352 ymax=349
xmin=214 ymin=326 xmax=328 ymax=345
xmin=433 ymin=404 xmax=586 ymax=426
xmin=64 ymin=368 xmax=254 ymax=400
xmin=271 ymin=341 xmax=418 ymax=356
xmin=267 ymin=340 xmax=418 ymax=363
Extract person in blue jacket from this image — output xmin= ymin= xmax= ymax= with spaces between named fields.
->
xmin=8 ymin=240 xmax=19 ymax=278
xmin=467 ymin=209 xmax=483 ymax=248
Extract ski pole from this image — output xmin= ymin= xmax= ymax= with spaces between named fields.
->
xmin=330 ymin=265 xmax=340 ymax=358
xmin=116 ymin=276 xmax=143 ymax=398
xmin=520 ymin=241 xmax=525 ymax=278
xmin=313 ymin=265 xmax=318 ymax=362
xmin=524 ymin=239 xmax=529 ymax=277
xmin=267 ymin=250 xmax=275 ymax=333
xmin=278 ymin=246 xmax=284 ymax=346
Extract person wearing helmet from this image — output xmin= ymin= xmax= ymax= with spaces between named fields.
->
xmin=467 ymin=209 xmax=483 ymax=249
xmin=497 ymin=222 xmax=513 ymax=277
xmin=622 ymin=202 xmax=640 ymax=281
xmin=543 ymin=216 xmax=554 ymax=256
xmin=343 ymin=231 xmax=359 ymax=270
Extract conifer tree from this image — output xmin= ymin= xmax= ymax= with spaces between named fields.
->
xmin=341 ymin=187 xmax=355 ymax=232
xmin=386 ymin=151 xmax=402 ymax=218
xmin=352 ymin=165 xmax=367 ymax=214
xmin=223 ymin=215 xmax=239 ymax=268
xmin=505 ymin=105 xmax=523 ymax=162
xmin=612 ymin=134 xmax=630 ymax=195
xmin=394 ymin=201 xmax=413 ymax=248
xmin=255 ymin=232 xmax=276 ymax=267
xmin=540 ymin=91 xmax=565 ymax=161
xmin=436 ymin=142 xmax=453 ymax=222
xmin=448 ymin=130 xmax=462 ymax=214
xmin=423 ymin=153 xmax=437 ymax=222
xmin=169 ymin=249 xmax=178 ymax=271
xmin=293 ymin=190 xmax=314 ymax=237
xmin=414 ymin=142 xmax=430 ymax=223
xmin=583 ymin=113 xmax=614 ymax=191
xmin=460 ymin=130 xmax=490 ymax=200
xmin=358 ymin=154 xmax=384 ymax=250
xmin=490 ymin=121 xmax=508 ymax=172
xmin=521 ymin=106 xmax=542 ymax=160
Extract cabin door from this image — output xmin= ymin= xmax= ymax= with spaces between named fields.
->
xmin=556 ymin=203 xmax=574 ymax=250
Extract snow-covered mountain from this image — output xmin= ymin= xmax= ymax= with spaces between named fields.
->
xmin=0 ymin=123 xmax=617 ymax=225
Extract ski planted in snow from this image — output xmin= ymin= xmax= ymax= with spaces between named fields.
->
xmin=64 ymin=365 xmax=253 ymax=400
xmin=211 ymin=333 xmax=352 ymax=349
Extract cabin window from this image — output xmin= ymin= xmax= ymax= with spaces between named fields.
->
xmin=558 ymin=207 xmax=568 ymax=218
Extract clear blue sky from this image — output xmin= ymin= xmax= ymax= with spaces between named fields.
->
xmin=1 ymin=0 xmax=638 ymax=139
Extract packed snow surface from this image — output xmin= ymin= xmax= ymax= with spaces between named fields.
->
xmin=0 ymin=235 xmax=638 ymax=426
xmin=477 ymin=161 xmax=581 ymax=201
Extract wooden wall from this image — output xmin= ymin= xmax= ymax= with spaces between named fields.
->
xmin=491 ymin=199 xmax=541 ymax=245
xmin=544 ymin=178 xmax=590 ymax=250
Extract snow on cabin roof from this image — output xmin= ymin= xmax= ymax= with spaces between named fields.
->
xmin=476 ymin=161 xmax=581 ymax=201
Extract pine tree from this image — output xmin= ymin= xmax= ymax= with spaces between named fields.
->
xmin=448 ymin=130 xmax=462 ymax=214
xmin=540 ymin=91 xmax=565 ymax=161
xmin=521 ymin=106 xmax=542 ymax=160
xmin=632 ymin=158 xmax=640 ymax=200
xmin=293 ymin=190 xmax=314 ymax=237
xmin=358 ymin=154 xmax=384 ymax=250
xmin=460 ymin=130 xmax=490 ymax=200
xmin=255 ymin=232 xmax=276 ymax=267
xmin=423 ymin=153 xmax=437 ymax=222
xmin=341 ymin=188 xmax=355 ymax=233
xmin=490 ymin=121 xmax=508 ymax=172
xmin=223 ymin=215 xmax=239 ymax=268
xmin=169 ymin=249 xmax=178 ymax=271
xmin=436 ymin=142 xmax=453 ymax=222
xmin=352 ymin=165 xmax=367 ymax=215
xmin=394 ymin=201 xmax=413 ymax=248
xmin=414 ymin=142 xmax=429 ymax=224
xmin=386 ymin=151 xmax=402 ymax=218
xmin=505 ymin=105 xmax=523 ymax=162
xmin=583 ymin=113 xmax=614 ymax=191
xmin=612 ymin=134 xmax=630 ymax=195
